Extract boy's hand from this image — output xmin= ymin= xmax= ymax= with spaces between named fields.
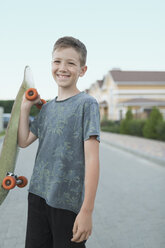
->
xmin=21 ymin=93 xmax=41 ymax=110
xmin=71 ymin=210 xmax=92 ymax=243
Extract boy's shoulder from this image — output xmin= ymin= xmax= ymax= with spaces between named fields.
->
xmin=79 ymin=92 xmax=99 ymax=105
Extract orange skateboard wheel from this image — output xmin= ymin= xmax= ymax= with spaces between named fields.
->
xmin=17 ymin=176 xmax=28 ymax=188
xmin=25 ymin=88 xmax=46 ymax=109
xmin=2 ymin=176 xmax=16 ymax=190
xmin=25 ymin=88 xmax=38 ymax=101
xmin=36 ymin=99 xmax=47 ymax=109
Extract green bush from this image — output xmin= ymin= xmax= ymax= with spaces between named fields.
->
xmin=125 ymin=108 xmax=133 ymax=120
xmin=0 ymin=100 xmax=40 ymax=116
xmin=100 ymin=107 xmax=165 ymax=142
xmin=30 ymin=105 xmax=40 ymax=116
xmin=0 ymin=100 xmax=14 ymax=113
xmin=155 ymin=121 xmax=165 ymax=141
xmin=101 ymin=124 xmax=120 ymax=133
xmin=126 ymin=119 xmax=146 ymax=137
xmin=0 ymin=130 xmax=5 ymax=137
xmin=101 ymin=117 xmax=120 ymax=133
xmin=143 ymin=107 xmax=163 ymax=139
xmin=120 ymin=108 xmax=133 ymax=134
xmin=101 ymin=119 xmax=117 ymax=127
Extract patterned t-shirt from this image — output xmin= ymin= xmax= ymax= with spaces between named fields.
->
xmin=29 ymin=91 xmax=100 ymax=214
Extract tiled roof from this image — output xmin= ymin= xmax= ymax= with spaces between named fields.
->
xmin=121 ymin=98 xmax=165 ymax=103
xmin=118 ymin=98 xmax=165 ymax=106
xmin=110 ymin=70 xmax=165 ymax=82
xmin=97 ymin=80 xmax=104 ymax=88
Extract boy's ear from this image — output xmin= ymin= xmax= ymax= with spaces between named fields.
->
xmin=79 ymin=66 xmax=87 ymax=77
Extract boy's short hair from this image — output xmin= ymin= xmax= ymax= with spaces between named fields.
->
xmin=52 ymin=36 xmax=87 ymax=66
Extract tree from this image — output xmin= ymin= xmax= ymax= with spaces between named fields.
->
xmin=125 ymin=107 xmax=133 ymax=120
xmin=156 ymin=121 xmax=165 ymax=141
xmin=120 ymin=107 xmax=133 ymax=134
xmin=143 ymin=107 xmax=163 ymax=139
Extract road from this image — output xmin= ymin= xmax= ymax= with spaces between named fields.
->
xmin=0 ymin=140 xmax=165 ymax=248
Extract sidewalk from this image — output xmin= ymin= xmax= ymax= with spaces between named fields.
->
xmin=100 ymin=131 xmax=165 ymax=166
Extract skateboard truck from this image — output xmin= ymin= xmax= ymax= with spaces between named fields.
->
xmin=25 ymin=88 xmax=46 ymax=109
xmin=2 ymin=172 xmax=28 ymax=190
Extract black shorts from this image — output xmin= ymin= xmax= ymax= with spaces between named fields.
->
xmin=25 ymin=193 xmax=86 ymax=248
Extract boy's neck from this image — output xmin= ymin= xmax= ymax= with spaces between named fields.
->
xmin=57 ymin=87 xmax=81 ymax=101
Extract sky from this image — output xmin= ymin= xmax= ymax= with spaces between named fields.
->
xmin=0 ymin=0 xmax=165 ymax=100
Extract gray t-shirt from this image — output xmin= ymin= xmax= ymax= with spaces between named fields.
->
xmin=29 ymin=91 xmax=100 ymax=214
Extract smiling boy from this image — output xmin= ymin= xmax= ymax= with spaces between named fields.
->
xmin=18 ymin=36 xmax=100 ymax=248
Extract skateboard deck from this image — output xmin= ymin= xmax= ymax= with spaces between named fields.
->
xmin=0 ymin=66 xmax=34 ymax=205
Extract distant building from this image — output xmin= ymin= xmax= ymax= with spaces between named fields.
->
xmin=0 ymin=107 xmax=4 ymax=132
xmin=87 ymin=69 xmax=165 ymax=121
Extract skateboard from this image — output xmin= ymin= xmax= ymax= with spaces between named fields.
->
xmin=0 ymin=66 xmax=46 ymax=205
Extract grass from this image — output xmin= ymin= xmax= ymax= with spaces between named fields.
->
xmin=0 ymin=130 xmax=5 ymax=137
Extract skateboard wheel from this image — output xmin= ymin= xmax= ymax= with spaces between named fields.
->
xmin=36 ymin=99 xmax=47 ymax=109
xmin=17 ymin=176 xmax=28 ymax=188
xmin=26 ymin=88 xmax=38 ymax=101
xmin=2 ymin=176 xmax=16 ymax=190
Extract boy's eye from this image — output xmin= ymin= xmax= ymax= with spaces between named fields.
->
xmin=54 ymin=60 xmax=60 ymax=63
xmin=68 ymin=62 xmax=75 ymax=65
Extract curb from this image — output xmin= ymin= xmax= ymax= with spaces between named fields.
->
xmin=101 ymin=139 xmax=165 ymax=167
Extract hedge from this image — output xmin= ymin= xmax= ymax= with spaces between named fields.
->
xmin=101 ymin=107 xmax=165 ymax=141
xmin=0 ymin=100 xmax=40 ymax=116
xmin=126 ymin=119 xmax=146 ymax=137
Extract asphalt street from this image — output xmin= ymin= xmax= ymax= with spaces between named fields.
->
xmin=0 ymin=139 xmax=165 ymax=248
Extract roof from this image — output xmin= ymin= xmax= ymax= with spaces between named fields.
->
xmin=97 ymin=80 xmax=104 ymax=88
xmin=118 ymin=98 xmax=165 ymax=107
xmin=110 ymin=70 xmax=165 ymax=83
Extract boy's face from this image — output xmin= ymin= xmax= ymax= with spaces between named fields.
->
xmin=51 ymin=47 xmax=87 ymax=88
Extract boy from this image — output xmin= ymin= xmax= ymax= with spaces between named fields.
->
xmin=18 ymin=36 xmax=100 ymax=248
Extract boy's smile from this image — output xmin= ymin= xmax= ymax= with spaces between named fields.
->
xmin=56 ymin=73 xmax=71 ymax=81
xmin=52 ymin=47 xmax=87 ymax=89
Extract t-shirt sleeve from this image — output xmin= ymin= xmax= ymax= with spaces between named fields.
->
xmin=30 ymin=114 xmax=39 ymax=137
xmin=83 ymin=100 xmax=100 ymax=143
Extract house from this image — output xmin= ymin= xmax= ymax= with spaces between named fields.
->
xmin=87 ymin=69 xmax=165 ymax=121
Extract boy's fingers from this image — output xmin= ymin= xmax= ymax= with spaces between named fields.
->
xmin=71 ymin=230 xmax=82 ymax=242
xmin=85 ymin=231 xmax=91 ymax=241
xmin=72 ymin=221 xmax=78 ymax=234
xmin=71 ymin=232 xmax=87 ymax=243
xmin=34 ymin=95 xmax=41 ymax=104
xmin=77 ymin=233 xmax=87 ymax=243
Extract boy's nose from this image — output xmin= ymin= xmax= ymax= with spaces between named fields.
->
xmin=59 ymin=62 xmax=67 ymax=71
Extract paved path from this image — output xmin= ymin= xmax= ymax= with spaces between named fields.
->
xmin=0 ymin=134 xmax=165 ymax=247
xmin=101 ymin=131 xmax=165 ymax=166
xmin=88 ymin=142 xmax=165 ymax=248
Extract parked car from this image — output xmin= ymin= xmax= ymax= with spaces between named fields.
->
xmin=3 ymin=113 xmax=34 ymax=129
xmin=29 ymin=116 xmax=34 ymax=122
xmin=3 ymin=113 xmax=11 ymax=128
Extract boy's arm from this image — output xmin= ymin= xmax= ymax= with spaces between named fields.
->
xmin=18 ymin=95 xmax=39 ymax=148
xmin=71 ymin=135 xmax=100 ymax=243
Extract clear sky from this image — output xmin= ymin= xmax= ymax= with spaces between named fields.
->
xmin=0 ymin=0 xmax=165 ymax=100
